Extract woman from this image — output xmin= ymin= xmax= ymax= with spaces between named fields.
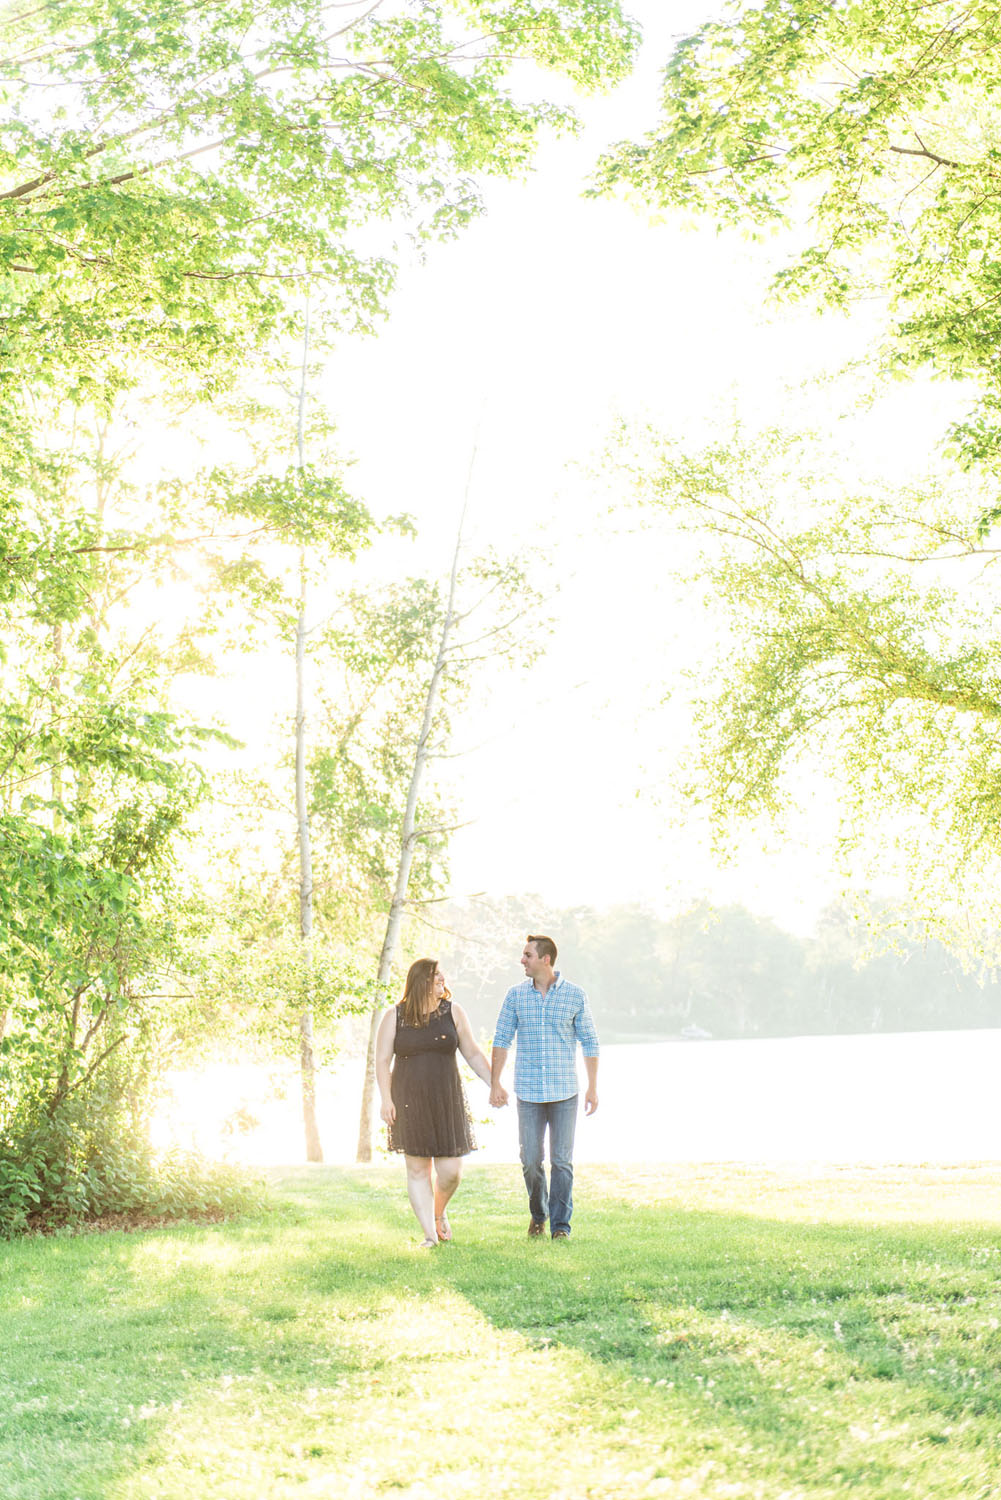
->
xmin=375 ymin=958 xmax=499 ymax=1247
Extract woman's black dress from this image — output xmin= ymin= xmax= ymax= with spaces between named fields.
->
xmin=387 ymin=999 xmax=476 ymax=1157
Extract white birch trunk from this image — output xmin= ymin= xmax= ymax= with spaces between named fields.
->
xmin=355 ymin=488 xmax=469 ymax=1161
xmin=295 ymin=299 xmax=322 ymax=1163
xmin=51 ymin=621 xmax=63 ymax=830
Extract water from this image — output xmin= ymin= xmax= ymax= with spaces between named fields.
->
xmin=154 ymin=1028 xmax=1001 ymax=1166
xmin=579 ymin=1029 xmax=1001 ymax=1165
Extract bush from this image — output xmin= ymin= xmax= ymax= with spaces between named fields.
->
xmin=0 ymin=1086 xmax=266 ymax=1237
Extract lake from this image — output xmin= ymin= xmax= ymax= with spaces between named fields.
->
xmin=154 ymin=1027 xmax=1001 ymax=1166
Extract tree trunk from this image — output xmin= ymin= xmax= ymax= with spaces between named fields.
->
xmin=295 ymin=299 xmax=322 ymax=1163
xmin=355 ymin=484 xmax=469 ymax=1162
xmin=51 ymin=621 xmax=63 ymax=829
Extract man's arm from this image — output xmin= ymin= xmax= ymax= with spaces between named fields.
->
xmin=489 ymin=1046 xmax=510 ymax=1108
xmin=583 ymin=1053 xmax=599 ymax=1115
xmin=489 ymin=989 xmax=518 ymax=1108
xmin=575 ymin=989 xmax=600 ymax=1115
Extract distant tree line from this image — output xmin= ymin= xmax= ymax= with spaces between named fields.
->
xmin=442 ymin=898 xmax=1001 ymax=1043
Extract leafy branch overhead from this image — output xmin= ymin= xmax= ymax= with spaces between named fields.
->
xmin=596 ymin=1 xmax=1001 ymax=468
xmin=629 ymin=426 xmax=1001 ymax=911
xmin=1 ymin=0 xmax=637 ymax=393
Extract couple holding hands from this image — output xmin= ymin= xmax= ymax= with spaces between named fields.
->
xmin=375 ymin=934 xmax=600 ymax=1247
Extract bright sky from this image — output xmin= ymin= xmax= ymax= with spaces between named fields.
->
xmin=287 ymin=2 xmax=958 ymax=932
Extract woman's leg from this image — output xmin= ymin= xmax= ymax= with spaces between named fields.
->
xmin=404 ymin=1155 xmax=438 ymax=1243
xmin=433 ymin=1156 xmax=462 ymax=1238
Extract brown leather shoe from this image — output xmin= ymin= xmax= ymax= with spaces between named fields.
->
xmin=528 ymin=1218 xmax=546 ymax=1237
xmin=552 ymin=1229 xmax=571 ymax=1240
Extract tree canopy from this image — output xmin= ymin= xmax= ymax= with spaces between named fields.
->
xmin=596 ymin=0 xmax=1001 ymax=470
xmin=2 ymin=0 xmax=636 ymax=398
xmin=592 ymin=3 xmax=1001 ymax=925
xmin=617 ymin=424 xmax=1001 ymax=925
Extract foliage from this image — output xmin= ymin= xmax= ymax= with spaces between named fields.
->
xmin=161 ymin=566 xmax=454 ymax=1073
xmin=6 ymin=1165 xmax=1001 ymax=1496
xmin=0 ymin=393 xmax=354 ymax=1221
xmin=0 ymin=0 xmax=639 ymax=1205
xmin=594 ymin=8 xmax=1001 ymax=924
xmin=312 ymin=543 xmax=543 ymax=944
xmin=0 ymin=709 xmax=205 ymax=1088
xmin=187 ymin=543 xmax=544 ymax=1074
xmin=310 ymin=578 xmax=459 ymax=905
xmin=613 ymin=425 xmax=1001 ymax=923
xmin=1 ymin=0 xmax=636 ymax=399
xmin=596 ymin=1 xmax=1001 ymax=471
xmin=0 ymin=1076 xmax=265 ymax=1238
xmin=0 ymin=335 xmax=384 ymax=1184
xmin=0 ymin=693 xmax=239 ymax=1232
xmin=0 ymin=0 xmax=638 ymax=699
xmin=174 ymin=874 xmax=379 ymax=1066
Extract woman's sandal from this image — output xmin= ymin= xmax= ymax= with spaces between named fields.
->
xmin=435 ymin=1214 xmax=452 ymax=1243
xmin=417 ymin=1235 xmax=438 ymax=1249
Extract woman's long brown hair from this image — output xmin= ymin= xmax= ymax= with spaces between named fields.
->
xmin=400 ymin=958 xmax=450 ymax=1028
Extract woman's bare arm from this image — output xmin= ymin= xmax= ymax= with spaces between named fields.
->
xmin=375 ymin=1006 xmax=397 ymax=1124
xmin=452 ymin=1003 xmax=497 ymax=1090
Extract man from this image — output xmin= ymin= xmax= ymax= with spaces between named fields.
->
xmin=490 ymin=934 xmax=599 ymax=1240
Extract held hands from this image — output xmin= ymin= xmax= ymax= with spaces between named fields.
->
xmin=489 ymin=1083 xmax=509 ymax=1109
xmin=584 ymin=1089 xmax=598 ymax=1116
xmin=380 ymin=1100 xmax=396 ymax=1126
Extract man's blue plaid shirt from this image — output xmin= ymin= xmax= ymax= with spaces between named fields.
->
xmin=493 ymin=972 xmax=600 ymax=1103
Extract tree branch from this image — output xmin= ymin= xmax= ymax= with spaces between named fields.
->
xmin=50 ymin=1031 xmax=127 ymax=1113
xmin=888 ymin=134 xmax=970 ymax=171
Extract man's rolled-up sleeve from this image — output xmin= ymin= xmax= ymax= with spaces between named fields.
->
xmin=575 ymin=991 xmax=600 ymax=1057
xmin=493 ymin=989 xmax=518 ymax=1048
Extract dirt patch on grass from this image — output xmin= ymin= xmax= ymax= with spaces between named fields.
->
xmin=25 ymin=1205 xmax=231 ymax=1237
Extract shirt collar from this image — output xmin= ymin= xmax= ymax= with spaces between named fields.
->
xmin=530 ymin=969 xmax=561 ymax=992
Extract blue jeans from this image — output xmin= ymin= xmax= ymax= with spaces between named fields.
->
xmin=517 ymin=1095 xmax=578 ymax=1236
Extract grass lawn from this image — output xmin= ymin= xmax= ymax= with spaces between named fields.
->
xmin=4 ymin=1161 xmax=1001 ymax=1499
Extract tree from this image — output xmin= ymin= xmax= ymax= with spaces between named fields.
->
xmin=294 ymin=300 xmax=323 ymax=1162
xmin=595 ymin=1 xmax=1001 ymax=473
xmin=0 ymin=0 xmax=639 ymax=1222
xmin=171 ymin=356 xmax=382 ymax=1162
xmin=0 ymin=353 xmax=376 ymax=1218
xmin=309 ymin=581 xmax=453 ymax=932
xmin=0 ymin=0 xmax=640 ymax=804
xmin=0 ymin=691 xmax=213 ymax=1229
xmin=167 ymin=543 xmax=462 ymax=1161
xmin=351 ymin=507 xmax=548 ymax=1161
xmin=0 ymin=399 xmax=219 ymax=1159
xmin=593 ymin=4 xmax=1001 ymax=925
xmin=439 ymin=892 xmax=1001 ymax=1039
xmin=354 ymin=504 xmax=467 ymax=1163
xmin=622 ymin=425 xmax=1001 ymax=926
xmin=1 ymin=0 xmax=636 ymax=399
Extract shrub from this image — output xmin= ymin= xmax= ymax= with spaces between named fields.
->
xmin=0 ymin=1083 xmax=266 ymax=1237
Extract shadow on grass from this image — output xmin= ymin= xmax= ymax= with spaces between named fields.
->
xmin=0 ymin=1172 xmax=427 ymax=1500
xmin=444 ymin=1174 xmax=1001 ymax=1489
xmin=304 ymin=1167 xmax=1001 ymax=1491
xmin=5 ymin=1164 xmax=1001 ymax=1498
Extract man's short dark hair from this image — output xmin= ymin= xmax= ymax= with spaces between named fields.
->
xmin=527 ymin=933 xmax=557 ymax=964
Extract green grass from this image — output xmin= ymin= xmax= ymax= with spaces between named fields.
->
xmin=4 ymin=1162 xmax=1001 ymax=1499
